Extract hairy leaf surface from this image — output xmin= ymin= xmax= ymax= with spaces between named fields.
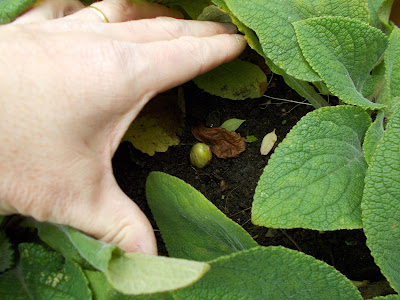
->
xmin=175 ymin=246 xmax=362 ymax=299
xmin=363 ymin=111 xmax=385 ymax=165
xmin=214 ymin=0 xmax=369 ymax=82
xmin=253 ymin=106 xmax=371 ymax=230
xmin=362 ymin=107 xmax=400 ymax=293
xmin=294 ymin=16 xmax=388 ymax=109
xmin=146 ymin=172 xmax=258 ymax=262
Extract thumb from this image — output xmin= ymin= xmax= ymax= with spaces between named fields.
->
xmin=67 ymin=182 xmax=157 ymax=255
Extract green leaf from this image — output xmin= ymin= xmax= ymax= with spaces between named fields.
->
xmin=175 ymin=246 xmax=362 ymax=299
xmin=253 ymin=106 xmax=371 ymax=230
xmin=363 ymin=111 xmax=385 ymax=165
xmin=0 ymin=243 xmax=91 ymax=299
xmin=0 ymin=231 xmax=13 ymax=272
xmin=384 ymin=26 xmax=400 ymax=119
xmin=146 ymin=172 xmax=258 ymax=261
xmin=245 ymin=135 xmax=258 ymax=143
xmin=85 ymin=270 xmax=174 ymax=300
xmin=0 ymin=0 xmax=35 ymax=24
xmin=163 ymin=0 xmax=211 ymax=19
xmin=362 ymin=107 xmax=400 ymax=293
xmin=372 ymin=295 xmax=400 ymax=300
xmin=215 ymin=0 xmax=369 ymax=82
xmin=38 ymin=223 xmax=209 ymax=295
xmin=294 ymin=16 xmax=388 ymax=110
xmin=193 ymin=59 xmax=267 ymax=100
xmin=368 ymin=0 xmax=395 ymax=32
xmin=220 ymin=118 xmax=245 ymax=131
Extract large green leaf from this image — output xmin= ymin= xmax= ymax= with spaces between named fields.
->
xmin=294 ymin=16 xmax=388 ymax=110
xmin=362 ymin=107 xmax=400 ymax=293
xmin=383 ymin=26 xmax=400 ymax=119
xmin=146 ymin=172 xmax=258 ymax=262
xmin=38 ymin=223 xmax=209 ymax=295
xmin=253 ymin=106 xmax=371 ymax=230
xmin=193 ymin=59 xmax=267 ymax=100
xmin=0 ymin=243 xmax=91 ymax=299
xmin=175 ymin=246 xmax=362 ymax=299
xmin=214 ymin=0 xmax=369 ymax=82
xmin=0 ymin=0 xmax=35 ymax=24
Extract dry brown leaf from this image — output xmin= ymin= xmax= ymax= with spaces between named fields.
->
xmin=191 ymin=124 xmax=246 ymax=158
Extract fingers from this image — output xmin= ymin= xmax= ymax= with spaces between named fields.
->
xmin=65 ymin=0 xmax=182 ymax=23
xmin=129 ymin=34 xmax=247 ymax=95
xmin=13 ymin=0 xmax=83 ymax=24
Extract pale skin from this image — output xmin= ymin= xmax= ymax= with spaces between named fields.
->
xmin=0 ymin=0 xmax=246 ymax=255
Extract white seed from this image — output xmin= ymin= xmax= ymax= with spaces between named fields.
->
xmin=260 ymin=129 xmax=277 ymax=155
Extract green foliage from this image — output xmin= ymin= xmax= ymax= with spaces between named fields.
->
xmin=0 ymin=219 xmax=209 ymax=297
xmin=253 ymin=106 xmax=371 ymax=230
xmin=146 ymin=172 xmax=258 ymax=261
xmin=175 ymin=247 xmax=361 ymax=299
xmin=0 ymin=243 xmax=92 ymax=299
xmin=362 ymin=107 xmax=400 ymax=293
xmin=293 ymin=16 xmax=387 ymax=110
xmin=0 ymin=0 xmax=35 ymax=24
xmin=363 ymin=111 xmax=385 ymax=164
xmin=146 ymin=173 xmax=361 ymax=299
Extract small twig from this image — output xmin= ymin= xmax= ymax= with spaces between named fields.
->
xmin=263 ymin=95 xmax=313 ymax=106
xmin=280 ymin=229 xmax=302 ymax=252
xmin=229 ymin=207 xmax=251 ymax=218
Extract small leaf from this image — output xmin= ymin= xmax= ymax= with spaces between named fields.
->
xmin=0 ymin=231 xmax=13 ymax=272
xmin=194 ymin=59 xmax=267 ymax=100
xmin=0 ymin=243 xmax=91 ymax=299
xmin=220 ymin=118 xmax=245 ymax=131
xmin=123 ymin=90 xmax=184 ymax=156
xmin=362 ymin=107 xmax=400 ymax=293
xmin=0 ymin=0 xmax=36 ymax=24
xmin=175 ymin=246 xmax=362 ymax=299
xmin=294 ymin=16 xmax=388 ymax=110
xmin=253 ymin=106 xmax=371 ymax=230
xmin=146 ymin=172 xmax=258 ymax=262
xmin=191 ymin=124 xmax=246 ymax=158
xmin=244 ymin=135 xmax=258 ymax=143
xmin=260 ymin=129 xmax=277 ymax=155
xmin=38 ymin=223 xmax=208 ymax=295
xmin=363 ymin=111 xmax=385 ymax=165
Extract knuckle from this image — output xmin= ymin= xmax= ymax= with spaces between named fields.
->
xmin=156 ymin=17 xmax=189 ymax=39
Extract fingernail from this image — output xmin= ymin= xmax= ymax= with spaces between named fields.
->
xmin=223 ymin=22 xmax=238 ymax=33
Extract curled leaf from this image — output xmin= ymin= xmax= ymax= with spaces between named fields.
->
xmin=191 ymin=124 xmax=246 ymax=158
xmin=260 ymin=129 xmax=277 ymax=155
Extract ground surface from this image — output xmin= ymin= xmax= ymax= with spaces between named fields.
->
xmin=113 ymin=71 xmax=394 ymax=298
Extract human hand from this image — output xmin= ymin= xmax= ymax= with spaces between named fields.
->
xmin=0 ymin=0 xmax=246 ymax=254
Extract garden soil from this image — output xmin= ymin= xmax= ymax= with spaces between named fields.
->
xmin=113 ymin=61 xmax=394 ymax=299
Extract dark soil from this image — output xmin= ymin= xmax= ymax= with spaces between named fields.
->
xmin=113 ymin=69 xmax=394 ymax=299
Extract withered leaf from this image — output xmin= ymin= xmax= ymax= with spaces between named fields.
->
xmin=191 ymin=124 xmax=246 ymax=158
